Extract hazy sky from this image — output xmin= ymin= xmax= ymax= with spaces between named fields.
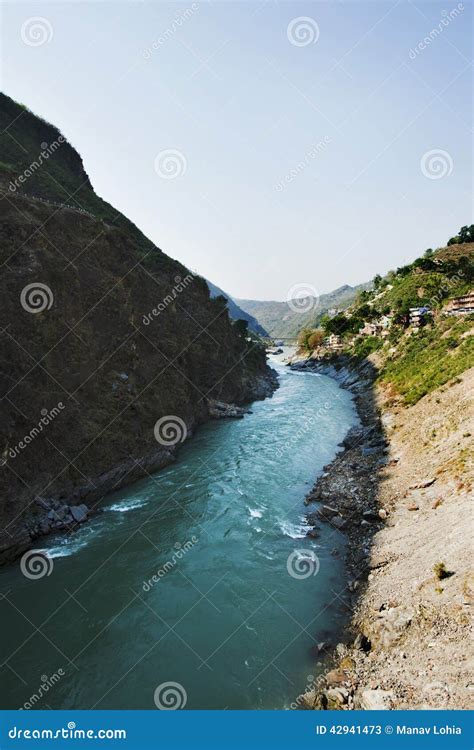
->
xmin=2 ymin=0 xmax=472 ymax=300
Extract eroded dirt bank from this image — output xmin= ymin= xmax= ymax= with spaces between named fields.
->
xmin=292 ymin=356 xmax=473 ymax=710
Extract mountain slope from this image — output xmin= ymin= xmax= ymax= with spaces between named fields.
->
xmin=206 ymin=280 xmax=268 ymax=337
xmin=298 ymin=240 xmax=474 ymax=404
xmin=0 ymin=93 xmax=276 ymax=562
xmin=236 ymin=283 xmax=371 ymax=339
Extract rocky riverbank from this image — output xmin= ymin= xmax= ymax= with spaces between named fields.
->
xmin=291 ymin=355 xmax=473 ymax=710
xmin=0 ymin=95 xmax=282 ymax=566
xmin=1 ymin=368 xmax=278 ymax=565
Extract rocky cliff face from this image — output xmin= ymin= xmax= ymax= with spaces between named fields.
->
xmin=0 ymin=94 xmax=277 ymax=562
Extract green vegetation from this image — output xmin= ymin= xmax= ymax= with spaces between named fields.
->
xmin=433 ymin=562 xmax=455 ymax=580
xmin=298 ymin=327 xmax=326 ymax=350
xmin=307 ymin=329 xmax=325 ymax=350
xmin=0 ymin=94 xmax=273 ymax=548
xmin=352 ymin=335 xmax=382 ymax=359
xmin=0 ymin=92 xmax=155 ymax=253
xmin=448 ymin=225 xmax=474 ymax=246
xmin=235 ymin=282 xmax=372 ymax=340
xmin=293 ymin=228 xmax=474 ymax=403
xmin=379 ymin=316 xmax=474 ymax=404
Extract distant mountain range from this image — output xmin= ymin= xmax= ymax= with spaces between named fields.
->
xmin=236 ymin=283 xmax=372 ymax=339
xmin=206 ymin=280 xmax=268 ymax=337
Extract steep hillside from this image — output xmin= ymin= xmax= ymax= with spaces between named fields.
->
xmin=298 ymin=241 xmax=474 ymax=404
xmin=290 ymin=237 xmax=473 ymax=709
xmin=236 ymin=283 xmax=371 ymax=340
xmin=0 ymin=94 xmax=276 ymax=562
xmin=206 ymin=280 xmax=268 ymax=337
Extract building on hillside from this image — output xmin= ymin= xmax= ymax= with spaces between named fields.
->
xmin=359 ymin=322 xmax=382 ymax=336
xmin=325 ymin=334 xmax=344 ymax=351
xmin=358 ymin=315 xmax=392 ymax=337
xmin=443 ymin=291 xmax=474 ymax=316
xmin=409 ymin=306 xmax=432 ymax=328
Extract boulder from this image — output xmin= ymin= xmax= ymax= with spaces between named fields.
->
xmin=319 ymin=505 xmax=339 ymax=518
xmin=353 ymin=633 xmax=371 ymax=652
xmin=362 ymin=510 xmax=379 ymax=522
xmin=297 ymin=688 xmax=317 ymax=709
xmin=360 ymin=689 xmax=394 ymax=710
xmin=361 ymin=446 xmax=379 ymax=456
xmin=311 ymin=641 xmax=331 ymax=656
xmin=70 ymin=504 xmax=88 ymax=523
xmin=35 ymin=497 xmax=51 ymax=510
xmin=410 ymin=478 xmax=436 ymax=489
xmin=38 ymin=519 xmax=51 ymax=535
xmin=326 ymin=687 xmax=349 ymax=706
xmin=207 ymin=400 xmax=249 ymax=419
xmin=325 ymin=669 xmax=348 ymax=687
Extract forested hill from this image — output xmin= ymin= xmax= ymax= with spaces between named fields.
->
xmin=206 ymin=281 xmax=268 ymax=337
xmin=0 ymin=93 xmax=275 ymax=561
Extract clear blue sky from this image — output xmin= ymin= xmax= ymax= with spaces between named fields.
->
xmin=2 ymin=0 xmax=472 ymax=300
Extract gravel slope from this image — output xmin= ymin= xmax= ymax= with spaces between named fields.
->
xmin=297 ymin=361 xmax=473 ymax=710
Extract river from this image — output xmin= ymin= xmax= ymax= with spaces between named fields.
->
xmin=0 ymin=353 xmax=358 ymax=710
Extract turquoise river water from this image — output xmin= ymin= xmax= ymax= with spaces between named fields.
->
xmin=0 ymin=354 xmax=357 ymax=710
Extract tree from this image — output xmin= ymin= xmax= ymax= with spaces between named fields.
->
xmin=373 ymin=274 xmax=382 ymax=290
xmin=297 ymin=328 xmax=313 ymax=350
xmin=357 ymin=289 xmax=370 ymax=303
xmin=321 ymin=313 xmax=348 ymax=335
xmin=448 ymin=225 xmax=474 ymax=245
xmin=458 ymin=225 xmax=474 ymax=243
xmin=396 ymin=264 xmax=412 ymax=277
xmin=356 ymin=303 xmax=375 ymax=320
xmin=233 ymin=319 xmax=248 ymax=337
xmin=322 ymin=313 xmax=362 ymax=336
xmin=307 ymin=329 xmax=325 ymax=350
